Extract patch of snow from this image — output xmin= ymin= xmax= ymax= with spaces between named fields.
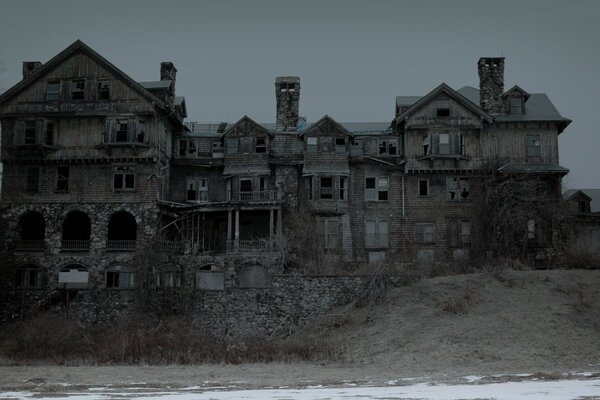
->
xmin=463 ymin=375 xmax=483 ymax=383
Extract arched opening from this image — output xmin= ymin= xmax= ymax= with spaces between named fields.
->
xmin=155 ymin=264 xmax=182 ymax=288
xmin=238 ymin=263 xmax=267 ymax=288
xmin=15 ymin=264 xmax=44 ymax=289
xmin=58 ymin=264 xmax=89 ymax=288
xmin=107 ymin=211 xmax=137 ymax=251
xmin=61 ymin=211 xmax=91 ymax=251
xmin=196 ymin=263 xmax=224 ymax=291
xmin=106 ymin=264 xmax=135 ymax=289
xmin=17 ymin=211 xmax=45 ymax=251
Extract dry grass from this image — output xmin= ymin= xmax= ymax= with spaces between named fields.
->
xmin=0 ymin=313 xmax=343 ymax=365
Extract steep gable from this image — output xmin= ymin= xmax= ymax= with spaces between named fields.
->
xmin=221 ymin=115 xmax=272 ymax=138
xmin=300 ymin=115 xmax=353 ymax=138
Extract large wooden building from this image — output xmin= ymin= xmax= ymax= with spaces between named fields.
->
xmin=0 ymin=41 xmax=571 ymax=296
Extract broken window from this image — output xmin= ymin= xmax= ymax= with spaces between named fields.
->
xmin=578 ymin=200 xmax=591 ymax=213
xmin=527 ymin=134 xmax=541 ymax=157
xmin=439 ymin=133 xmax=450 ymax=155
xmin=422 ymin=135 xmax=430 ymax=155
xmin=418 ymin=179 xmax=429 ymax=197
xmin=436 ymin=99 xmax=450 ymax=117
xmin=510 ymin=96 xmax=522 ymax=114
xmin=116 ymin=120 xmax=129 ymax=142
xmin=320 ymin=137 xmax=333 ymax=152
xmin=106 ymin=264 xmax=135 ymax=289
xmin=44 ymin=122 xmax=55 ymax=146
xmin=335 ymin=137 xmax=346 ymax=154
xmin=324 ymin=218 xmax=339 ymax=249
xmin=365 ymin=220 xmax=389 ymax=248
xmin=24 ymin=121 xmax=37 ymax=145
xmin=307 ymin=137 xmax=317 ymax=153
xmin=339 ymin=176 xmax=347 ymax=200
xmin=185 ymin=178 xmax=209 ymax=202
xmin=240 ymin=137 xmax=253 ymax=154
xmin=26 ymin=167 xmax=39 ymax=193
xmin=449 ymin=220 xmax=471 ymax=247
xmin=212 ymin=141 xmax=224 ymax=156
xmin=136 ymin=120 xmax=145 ymax=143
xmin=178 ymin=139 xmax=187 ymax=156
xmin=378 ymin=138 xmax=398 ymax=155
xmin=415 ymin=223 xmax=435 ymax=244
xmin=187 ymin=140 xmax=197 ymax=156
xmin=70 ymin=79 xmax=85 ymax=100
xmin=320 ymin=177 xmax=333 ymax=199
xmin=350 ymin=139 xmax=363 ymax=156
xmin=240 ymin=178 xmax=253 ymax=195
xmin=15 ymin=265 xmax=44 ymax=289
xmin=113 ymin=166 xmax=135 ymax=192
xmin=46 ymin=81 xmax=61 ymax=101
xmin=256 ymin=137 xmax=266 ymax=153
xmin=56 ymin=166 xmax=69 ymax=192
xmin=379 ymin=140 xmax=387 ymax=155
xmin=97 ymin=80 xmax=110 ymax=100
xmin=226 ymin=137 xmax=238 ymax=154
xmin=365 ymin=177 xmax=389 ymax=201
xmin=447 ymin=177 xmax=470 ymax=201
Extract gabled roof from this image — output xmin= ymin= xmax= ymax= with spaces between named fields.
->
xmin=394 ymin=83 xmax=494 ymax=124
xmin=502 ymin=85 xmax=531 ymax=101
xmin=0 ymin=40 xmax=181 ymax=125
xmin=300 ymin=115 xmax=354 ymax=138
xmin=222 ymin=115 xmax=272 ymax=137
xmin=564 ymin=189 xmax=600 ymax=212
xmin=564 ymin=189 xmax=592 ymax=202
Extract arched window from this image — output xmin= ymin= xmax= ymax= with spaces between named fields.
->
xmin=238 ymin=264 xmax=267 ymax=288
xmin=196 ymin=264 xmax=224 ymax=291
xmin=58 ymin=264 xmax=89 ymax=287
xmin=17 ymin=211 xmax=45 ymax=251
xmin=155 ymin=264 xmax=182 ymax=288
xmin=107 ymin=211 xmax=137 ymax=251
xmin=15 ymin=264 xmax=44 ymax=289
xmin=106 ymin=264 xmax=135 ymax=289
xmin=61 ymin=211 xmax=91 ymax=251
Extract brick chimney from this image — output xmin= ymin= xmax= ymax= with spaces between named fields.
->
xmin=160 ymin=62 xmax=177 ymax=104
xmin=478 ymin=57 xmax=504 ymax=114
xmin=22 ymin=61 xmax=43 ymax=79
xmin=275 ymin=76 xmax=300 ymax=131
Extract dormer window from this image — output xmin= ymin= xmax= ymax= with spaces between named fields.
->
xmin=510 ymin=96 xmax=523 ymax=114
xmin=436 ymin=99 xmax=450 ymax=117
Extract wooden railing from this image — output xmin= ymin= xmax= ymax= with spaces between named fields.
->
xmin=156 ymin=241 xmax=185 ymax=253
xmin=61 ymin=240 xmax=90 ymax=251
xmin=15 ymin=240 xmax=46 ymax=251
xmin=237 ymin=190 xmax=276 ymax=202
xmin=106 ymin=240 xmax=137 ymax=251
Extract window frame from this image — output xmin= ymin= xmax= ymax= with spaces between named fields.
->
xmin=449 ymin=220 xmax=471 ymax=248
xmin=509 ymin=96 xmax=522 ymax=114
xmin=255 ymin=136 xmax=267 ymax=153
xmin=415 ymin=223 xmax=435 ymax=244
xmin=15 ymin=266 xmax=44 ymax=289
xmin=46 ymin=81 xmax=61 ymax=101
xmin=365 ymin=219 xmax=389 ymax=249
xmin=418 ymin=179 xmax=429 ymax=197
xmin=527 ymin=134 xmax=541 ymax=158
xmin=97 ymin=79 xmax=111 ymax=100
xmin=319 ymin=176 xmax=334 ymax=200
xmin=113 ymin=166 xmax=136 ymax=193
xmin=324 ymin=218 xmax=339 ymax=250
xmin=436 ymin=99 xmax=450 ymax=117
xmin=70 ymin=79 xmax=85 ymax=100
xmin=307 ymin=137 xmax=317 ymax=153
xmin=446 ymin=177 xmax=470 ymax=201
xmin=105 ymin=264 xmax=135 ymax=289
xmin=55 ymin=166 xmax=70 ymax=192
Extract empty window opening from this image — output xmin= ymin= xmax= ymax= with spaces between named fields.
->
xmin=44 ymin=122 xmax=55 ymax=146
xmin=26 ymin=167 xmax=40 ymax=193
xmin=97 ymin=80 xmax=110 ymax=100
xmin=256 ymin=137 xmax=266 ymax=153
xmin=447 ymin=177 xmax=470 ymax=201
xmin=240 ymin=178 xmax=253 ymax=193
xmin=113 ymin=166 xmax=135 ymax=192
xmin=306 ymin=176 xmax=314 ymax=200
xmin=416 ymin=223 xmax=435 ymax=243
xmin=335 ymin=137 xmax=346 ymax=153
xmin=46 ymin=81 xmax=61 ymax=101
xmin=106 ymin=264 xmax=135 ymax=289
xmin=116 ymin=120 xmax=129 ymax=142
xmin=320 ymin=177 xmax=333 ymax=199
xmin=155 ymin=264 xmax=182 ymax=288
xmin=187 ymin=177 xmax=208 ymax=202
xmin=71 ymin=80 xmax=85 ymax=100
xmin=19 ymin=211 xmax=45 ymax=241
xmin=62 ymin=211 xmax=91 ymax=241
xmin=418 ymin=179 xmax=429 ymax=197
xmin=24 ymin=121 xmax=36 ymax=145
xmin=56 ymin=166 xmax=69 ymax=192
xmin=436 ymin=99 xmax=450 ymax=117
xmin=107 ymin=211 xmax=137 ymax=241
xmin=366 ymin=177 xmax=389 ymax=201
xmin=15 ymin=265 xmax=44 ymax=289
xmin=422 ymin=135 xmax=430 ymax=155
xmin=527 ymin=134 xmax=541 ymax=157
xmin=187 ymin=140 xmax=197 ymax=156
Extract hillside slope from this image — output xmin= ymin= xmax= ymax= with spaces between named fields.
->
xmin=311 ymin=269 xmax=600 ymax=376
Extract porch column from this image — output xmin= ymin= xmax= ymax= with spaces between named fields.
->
xmin=269 ymin=208 xmax=274 ymax=251
xmin=277 ymin=207 xmax=282 ymax=238
xmin=234 ymin=209 xmax=240 ymax=250
xmin=227 ymin=210 xmax=232 ymax=241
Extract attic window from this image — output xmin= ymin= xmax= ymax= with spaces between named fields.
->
xmin=256 ymin=137 xmax=266 ymax=153
xmin=71 ymin=80 xmax=85 ymax=100
xmin=46 ymin=81 xmax=61 ymax=101
xmin=97 ymin=80 xmax=110 ymax=100
xmin=436 ymin=99 xmax=450 ymax=117
xmin=510 ymin=96 xmax=522 ymax=114
xmin=24 ymin=121 xmax=37 ymax=145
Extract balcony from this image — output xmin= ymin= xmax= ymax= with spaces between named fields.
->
xmin=235 ymin=190 xmax=277 ymax=202
xmin=226 ymin=239 xmax=277 ymax=253
xmin=61 ymin=240 xmax=90 ymax=252
xmin=156 ymin=240 xmax=185 ymax=254
xmin=106 ymin=240 xmax=137 ymax=251
xmin=15 ymin=240 xmax=46 ymax=252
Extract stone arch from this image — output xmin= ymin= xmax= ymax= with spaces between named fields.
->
xmin=58 ymin=263 xmax=89 ymax=287
xmin=105 ymin=263 xmax=135 ymax=289
xmin=19 ymin=211 xmax=45 ymax=240
xmin=62 ymin=211 xmax=91 ymax=240
xmin=15 ymin=263 xmax=44 ymax=288
xmin=196 ymin=263 xmax=225 ymax=290
xmin=238 ymin=262 xmax=267 ymax=288
xmin=155 ymin=264 xmax=182 ymax=288
xmin=107 ymin=210 xmax=137 ymax=241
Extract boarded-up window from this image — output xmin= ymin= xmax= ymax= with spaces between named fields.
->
xmin=196 ymin=265 xmax=224 ymax=290
xmin=365 ymin=177 xmax=389 ymax=201
xmin=527 ymin=134 xmax=541 ymax=157
xmin=226 ymin=138 xmax=238 ymax=154
xmin=239 ymin=265 xmax=267 ymax=288
xmin=240 ymin=137 xmax=253 ymax=154
xmin=350 ymin=139 xmax=363 ymax=156
xmin=365 ymin=220 xmax=389 ymax=248
xmin=415 ymin=223 xmax=435 ymax=244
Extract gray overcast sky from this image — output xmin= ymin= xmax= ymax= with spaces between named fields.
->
xmin=0 ymin=0 xmax=598 ymax=188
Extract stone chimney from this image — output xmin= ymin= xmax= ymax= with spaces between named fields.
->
xmin=478 ymin=57 xmax=504 ymax=114
xmin=275 ymin=76 xmax=300 ymax=130
xmin=22 ymin=61 xmax=43 ymax=79
xmin=160 ymin=62 xmax=177 ymax=104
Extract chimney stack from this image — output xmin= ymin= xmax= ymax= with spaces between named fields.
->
xmin=22 ymin=61 xmax=43 ymax=79
xmin=275 ymin=76 xmax=300 ymax=131
xmin=478 ymin=57 xmax=504 ymax=114
xmin=160 ymin=62 xmax=177 ymax=104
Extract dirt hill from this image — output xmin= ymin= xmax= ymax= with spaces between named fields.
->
xmin=308 ymin=269 xmax=600 ymax=376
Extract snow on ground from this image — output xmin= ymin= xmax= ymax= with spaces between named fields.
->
xmin=1 ymin=379 xmax=599 ymax=400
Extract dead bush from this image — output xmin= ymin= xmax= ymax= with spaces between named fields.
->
xmin=563 ymin=238 xmax=600 ymax=270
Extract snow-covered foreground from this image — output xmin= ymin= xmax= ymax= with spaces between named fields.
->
xmin=2 ymin=379 xmax=600 ymax=400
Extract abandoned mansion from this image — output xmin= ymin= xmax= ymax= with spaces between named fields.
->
xmin=0 ymin=40 xmax=571 ymax=320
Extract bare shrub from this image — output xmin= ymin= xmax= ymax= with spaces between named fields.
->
xmin=563 ymin=238 xmax=600 ymax=270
